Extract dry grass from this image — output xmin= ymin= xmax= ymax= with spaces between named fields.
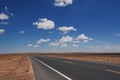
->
xmin=36 ymin=53 xmax=120 ymax=65
xmin=0 ymin=54 xmax=35 ymax=80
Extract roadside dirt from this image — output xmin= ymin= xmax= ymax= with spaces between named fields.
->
xmin=0 ymin=54 xmax=35 ymax=80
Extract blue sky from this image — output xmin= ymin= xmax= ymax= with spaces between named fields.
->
xmin=0 ymin=0 xmax=120 ymax=53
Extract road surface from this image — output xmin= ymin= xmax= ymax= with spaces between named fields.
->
xmin=30 ymin=56 xmax=120 ymax=80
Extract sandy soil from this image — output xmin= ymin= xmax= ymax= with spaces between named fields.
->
xmin=37 ymin=53 xmax=120 ymax=65
xmin=0 ymin=54 xmax=35 ymax=80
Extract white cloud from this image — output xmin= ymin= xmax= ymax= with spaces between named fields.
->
xmin=49 ymin=41 xmax=59 ymax=46
xmin=0 ymin=29 xmax=5 ymax=34
xmin=60 ymin=44 xmax=68 ymax=48
xmin=83 ymin=40 xmax=89 ymax=43
xmin=27 ymin=44 xmax=33 ymax=47
xmin=33 ymin=45 xmax=39 ymax=48
xmin=33 ymin=18 xmax=55 ymax=30
xmin=72 ymin=40 xmax=80 ymax=43
xmin=50 ymin=36 xmax=73 ymax=48
xmin=37 ymin=38 xmax=50 ymax=44
xmin=58 ymin=26 xmax=77 ymax=34
xmin=18 ymin=31 xmax=24 ymax=34
xmin=54 ymin=0 xmax=73 ymax=7
xmin=0 ymin=13 xmax=9 ymax=20
xmin=76 ymin=34 xmax=93 ymax=43
xmin=72 ymin=44 xmax=79 ymax=48
xmin=59 ymin=35 xmax=73 ymax=43
xmin=0 ymin=22 xmax=8 ymax=25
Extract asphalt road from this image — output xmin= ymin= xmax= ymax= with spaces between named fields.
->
xmin=30 ymin=56 xmax=120 ymax=80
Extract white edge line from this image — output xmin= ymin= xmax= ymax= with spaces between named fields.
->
xmin=34 ymin=57 xmax=72 ymax=80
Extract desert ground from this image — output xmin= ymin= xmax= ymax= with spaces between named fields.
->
xmin=0 ymin=54 xmax=35 ymax=80
xmin=0 ymin=53 xmax=120 ymax=80
xmin=35 ymin=53 xmax=120 ymax=65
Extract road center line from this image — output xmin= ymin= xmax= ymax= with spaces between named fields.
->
xmin=34 ymin=57 xmax=72 ymax=80
xmin=106 ymin=69 xmax=120 ymax=74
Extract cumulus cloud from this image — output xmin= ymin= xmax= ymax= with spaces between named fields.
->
xmin=50 ymin=36 xmax=73 ymax=48
xmin=72 ymin=44 xmax=79 ymax=48
xmin=27 ymin=44 xmax=39 ymax=48
xmin=49 ymin=34 xmax=93 ymax=48
xmin=54 ymin=0 xmax=73 ymax=7
xmin=60 ymin=44 xmax=68 ymax=48
xmin=76 ymin=34 xmax=93 ymax=43
xmin=49 ymin=41 xmax=59 ymax=46
xmin=27 ymin=44 xmax=33 ymax=47
xmin=0 ymin=29 xmax=5 ymax=34
xmin=33 ymin=18 xmax=55 ymax=30
xmin=0 ymin=13 xmax=9 ymax=20
xmin=59 ymin=35 xmax=73 ymax=43
xmin=18 ymin=31 xmax=24 ymax=34
xmin=37 ymin=38 xmax=50 ymax=44
xmin=58 ymin=26 xmax=77 ymax=34
xmin=72 ymin=40 xmax=80 ymax=43
xmin=0 ymin=22 xmax=8 ymax=25
xmin=33 ymin=45 xmax=39 ymax=48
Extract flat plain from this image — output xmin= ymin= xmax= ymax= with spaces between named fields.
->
xmin=0 ymin=53 xmax=120 ymax=80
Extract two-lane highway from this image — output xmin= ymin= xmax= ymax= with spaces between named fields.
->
xmin=30 ymin=56 xmax=120 ymax=80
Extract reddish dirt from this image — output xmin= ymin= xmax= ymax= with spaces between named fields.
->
xmin=0 ymin=54 xmax=35 ymax=80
